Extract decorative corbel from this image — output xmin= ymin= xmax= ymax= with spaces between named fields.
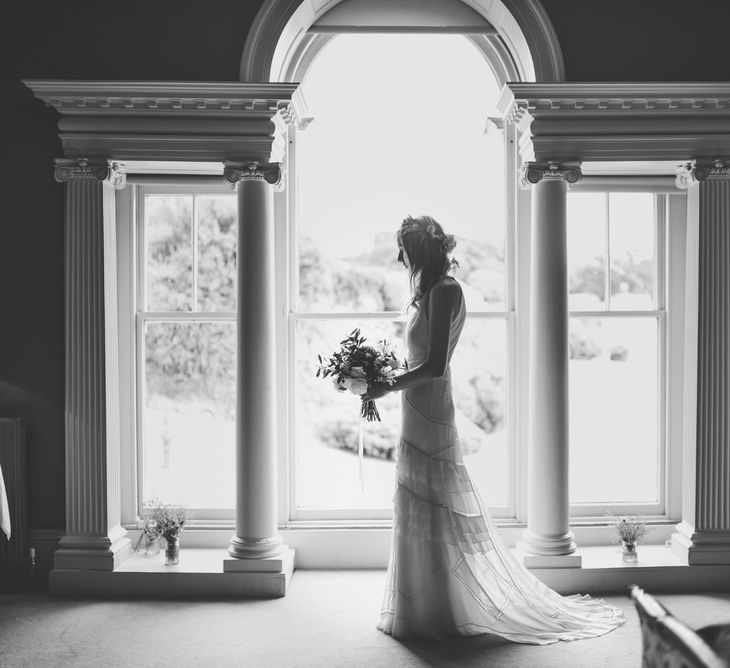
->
xmin=676 ymin=159 xmax=730 ymax=189
xmin=54 ymin=158 xmax=127 ymax=189
xmin=518 ymin=161 xmax=582 ymax=189
xmin=223 ymin=161 xmax=284 ymax=191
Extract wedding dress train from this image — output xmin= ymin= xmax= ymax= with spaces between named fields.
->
xmin=377 ymin=277 xmax=625 ymax=643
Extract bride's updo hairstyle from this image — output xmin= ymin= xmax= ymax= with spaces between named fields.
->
xmin=397 ymin=215 xmax=458 ymax=313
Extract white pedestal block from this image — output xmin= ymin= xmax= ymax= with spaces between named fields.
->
xmin=50 ymin=548 xmax=295 ymax=598
xmin=517 ymin=543 xmax=582 ymax=569
xmin=53 ymin=532 xmax=133 ymax=571
xmin=224 ymin=548 xmax=295 ymax=574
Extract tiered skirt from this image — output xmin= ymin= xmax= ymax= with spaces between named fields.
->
xmin=377 ymin=379 xmax=625 ymax=643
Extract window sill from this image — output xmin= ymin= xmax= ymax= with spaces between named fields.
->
xmin=48 ymin=544 xmax=730 ymax=599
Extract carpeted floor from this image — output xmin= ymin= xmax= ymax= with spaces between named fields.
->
xmin=2 ymin=570 xmax=730 ymax=667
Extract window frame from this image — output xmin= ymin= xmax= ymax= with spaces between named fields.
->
xmin=116 ymin=176 xmax=687 ymax=531
xmin=284 ymin=34 xmax=518 ymax=522
xmin=563 ymin=182 xmax=686 ymax=521
xmin=118 ymin=179 xmax=239 ymax=525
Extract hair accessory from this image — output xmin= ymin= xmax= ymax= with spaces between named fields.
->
xmin=400 ymin=217 xmax=455 ymax=254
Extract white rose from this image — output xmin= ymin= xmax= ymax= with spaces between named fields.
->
xmin=347 ymin=379 xmax=368 ymax=396
xmin=349 ymin=366 xmax=367 ymax=378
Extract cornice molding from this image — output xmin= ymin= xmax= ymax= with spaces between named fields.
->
xmin=499 ymin=83 xmax=730 ymax=120
xmin=498 ymin=83 xmax=730 ymax=164
xmin=23 ymin=80 xmax=303 ymax=163
xmin=24 ymin=80 xmax=300 ymax=116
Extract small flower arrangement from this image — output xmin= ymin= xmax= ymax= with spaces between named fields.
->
xmin=134 ymin=498 xmax=188 ymax=548
xmin=316 ymin=328 xmax=406 ymax=421
xmin=610 ymin=514 xmax=647 ymax=545
xmin=133 ymin=517 xmax=161 ymax=554
xmin=608 ymin=513 xmax=646 ymax=562
xmin=136 ymin=498 xmax=189 ymax=565
xmin=147 ymin=498 xmax=189 ymax=540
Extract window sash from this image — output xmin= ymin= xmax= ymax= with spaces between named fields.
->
xmin=567 ymin=192 xmax=669 ymax=517
xmin=287 ymin=311 xmax=516 ymax=521
xmin=133 ymin=184 xmax=237 ymax=521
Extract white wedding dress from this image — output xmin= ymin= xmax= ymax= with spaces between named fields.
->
xmin=377 ymin=277 xmax=625 ymax=643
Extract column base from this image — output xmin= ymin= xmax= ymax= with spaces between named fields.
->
xmin=228 ymin=534 xmax=285 ymax=559
xmin=52 ymin=526 xmax=132 ymax=571
xmin=516 ymin=542 xmax=582 ymax=569
xmin=224 ymin=546 xmax=295 ymax=578
xmin=671 ymin=521 xmax=730 ymax=565
xmin=518 ymin=530 xmax=581 ymax=568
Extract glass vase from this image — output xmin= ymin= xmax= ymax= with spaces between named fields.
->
xmin=164 ymin=535 xmax=180 ymax=565
xmin=621 ymin=539 xmax=638 ymax=563
xmin=144 ymin=534 xmax=160 ymax=556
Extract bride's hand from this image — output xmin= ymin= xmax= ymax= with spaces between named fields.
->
xmin=363 ymin=381 xmax=391 ymax=401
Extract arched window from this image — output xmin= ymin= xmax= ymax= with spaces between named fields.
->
xmin=288 ymin=32 xmax=513 ymax=520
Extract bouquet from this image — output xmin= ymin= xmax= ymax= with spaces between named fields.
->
xmin=609 ymin=514 xmax=647 ymax=545
xmin=316 ymin=328 xmax=406 ymax=421
xmin=139 ymin=498 xmax=189 ymax=541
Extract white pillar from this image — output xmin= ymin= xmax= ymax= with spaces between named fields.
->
xmin=52 ymin=158 xmax=131 ymax=571
xmin=673 ymin=160 xmax=730 ymax=565
xmin=519 ymin=161 xmax=582 ymax=568
xmin=222 ymin=162 xmax=294 ymax=592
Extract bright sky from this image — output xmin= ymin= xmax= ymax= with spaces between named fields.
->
xmin=296 ymin=33 xmax=656 ymax=280
xmin=297 ymin=33 xmax=504 ymax=260
xmin=567 ymin=192 xmax=656 ymax=266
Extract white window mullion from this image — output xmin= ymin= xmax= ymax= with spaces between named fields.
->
xmin=191 ymin=194 xmax=199 ymax=312
xmin=604 ymin=193 xmax=611 ymax=310
xmin=135 ymin=311 xmax=146 ymax=516
xmin=656 ymin=194 xmax=667 ymax=310
xmin=505 ymin=310 xmax=518 ymax=519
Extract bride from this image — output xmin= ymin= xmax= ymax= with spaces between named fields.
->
xmin=363 ymin=215 xmax=625 ymax=643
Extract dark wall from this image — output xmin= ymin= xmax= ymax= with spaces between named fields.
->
xmin=541 ymin=0 xmax=730 ymax=81
xmin=0 ymin=0 xmax=264 ymax=532
xmin=1 ymin=0 xmax=728 ymax=534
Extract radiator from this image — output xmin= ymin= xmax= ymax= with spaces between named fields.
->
xmin=0 ymin=419 xmax=27 ymax=562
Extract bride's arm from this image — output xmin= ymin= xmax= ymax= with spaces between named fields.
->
xmin=364 ymin=279 xmax=461 ymax=399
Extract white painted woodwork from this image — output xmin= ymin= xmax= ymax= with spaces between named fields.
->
xmin=498 ymin=83 xmax=730 ymax=163
xmin=519 ymin=174 xmax=580 ymax=567
xmin=672 ymin=165 xmax=730 ymax=565
xmin=22 ymin=81 xmax=301 ymax=163
xmin=54 ymin=171 xmax=132 ymax=571
xmin=51 ymin=548 xmax=295 ymax=598
xmin=240 ymin=0 xmax=564 ymax=84
xmin=23 ymin=66 xmax=730 ymax=582
xmin=311 ymin=0 xmax=493 ymax=31
xmin=226 ymin=173 xmax=287 ymax=561
xmin=49 ymin=546 xmax=730 ymax=599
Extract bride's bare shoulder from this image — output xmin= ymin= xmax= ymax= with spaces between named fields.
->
xmin=430 ymin=276 xmax=462 ymax=303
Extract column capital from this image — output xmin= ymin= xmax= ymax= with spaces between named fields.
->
xmin=676 ymin=159 xmax=730 ymax=189
xmin=54 ymin=158 xmax=127 ymax=189
xmin=224 ymin=161 xmax=282 ymax=189
xmin=519 ymin=161 xmax=582 ymax=189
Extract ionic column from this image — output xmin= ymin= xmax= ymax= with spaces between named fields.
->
xmin=222 ymin=162 xmax=294 ymax=593
xmin=52 ymin=158 xmax=131 ymax=571
xmin=519 ymin=161 xmax=583 ymax=568
xmin=672 ymin=160 xmax=730 ymax=565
